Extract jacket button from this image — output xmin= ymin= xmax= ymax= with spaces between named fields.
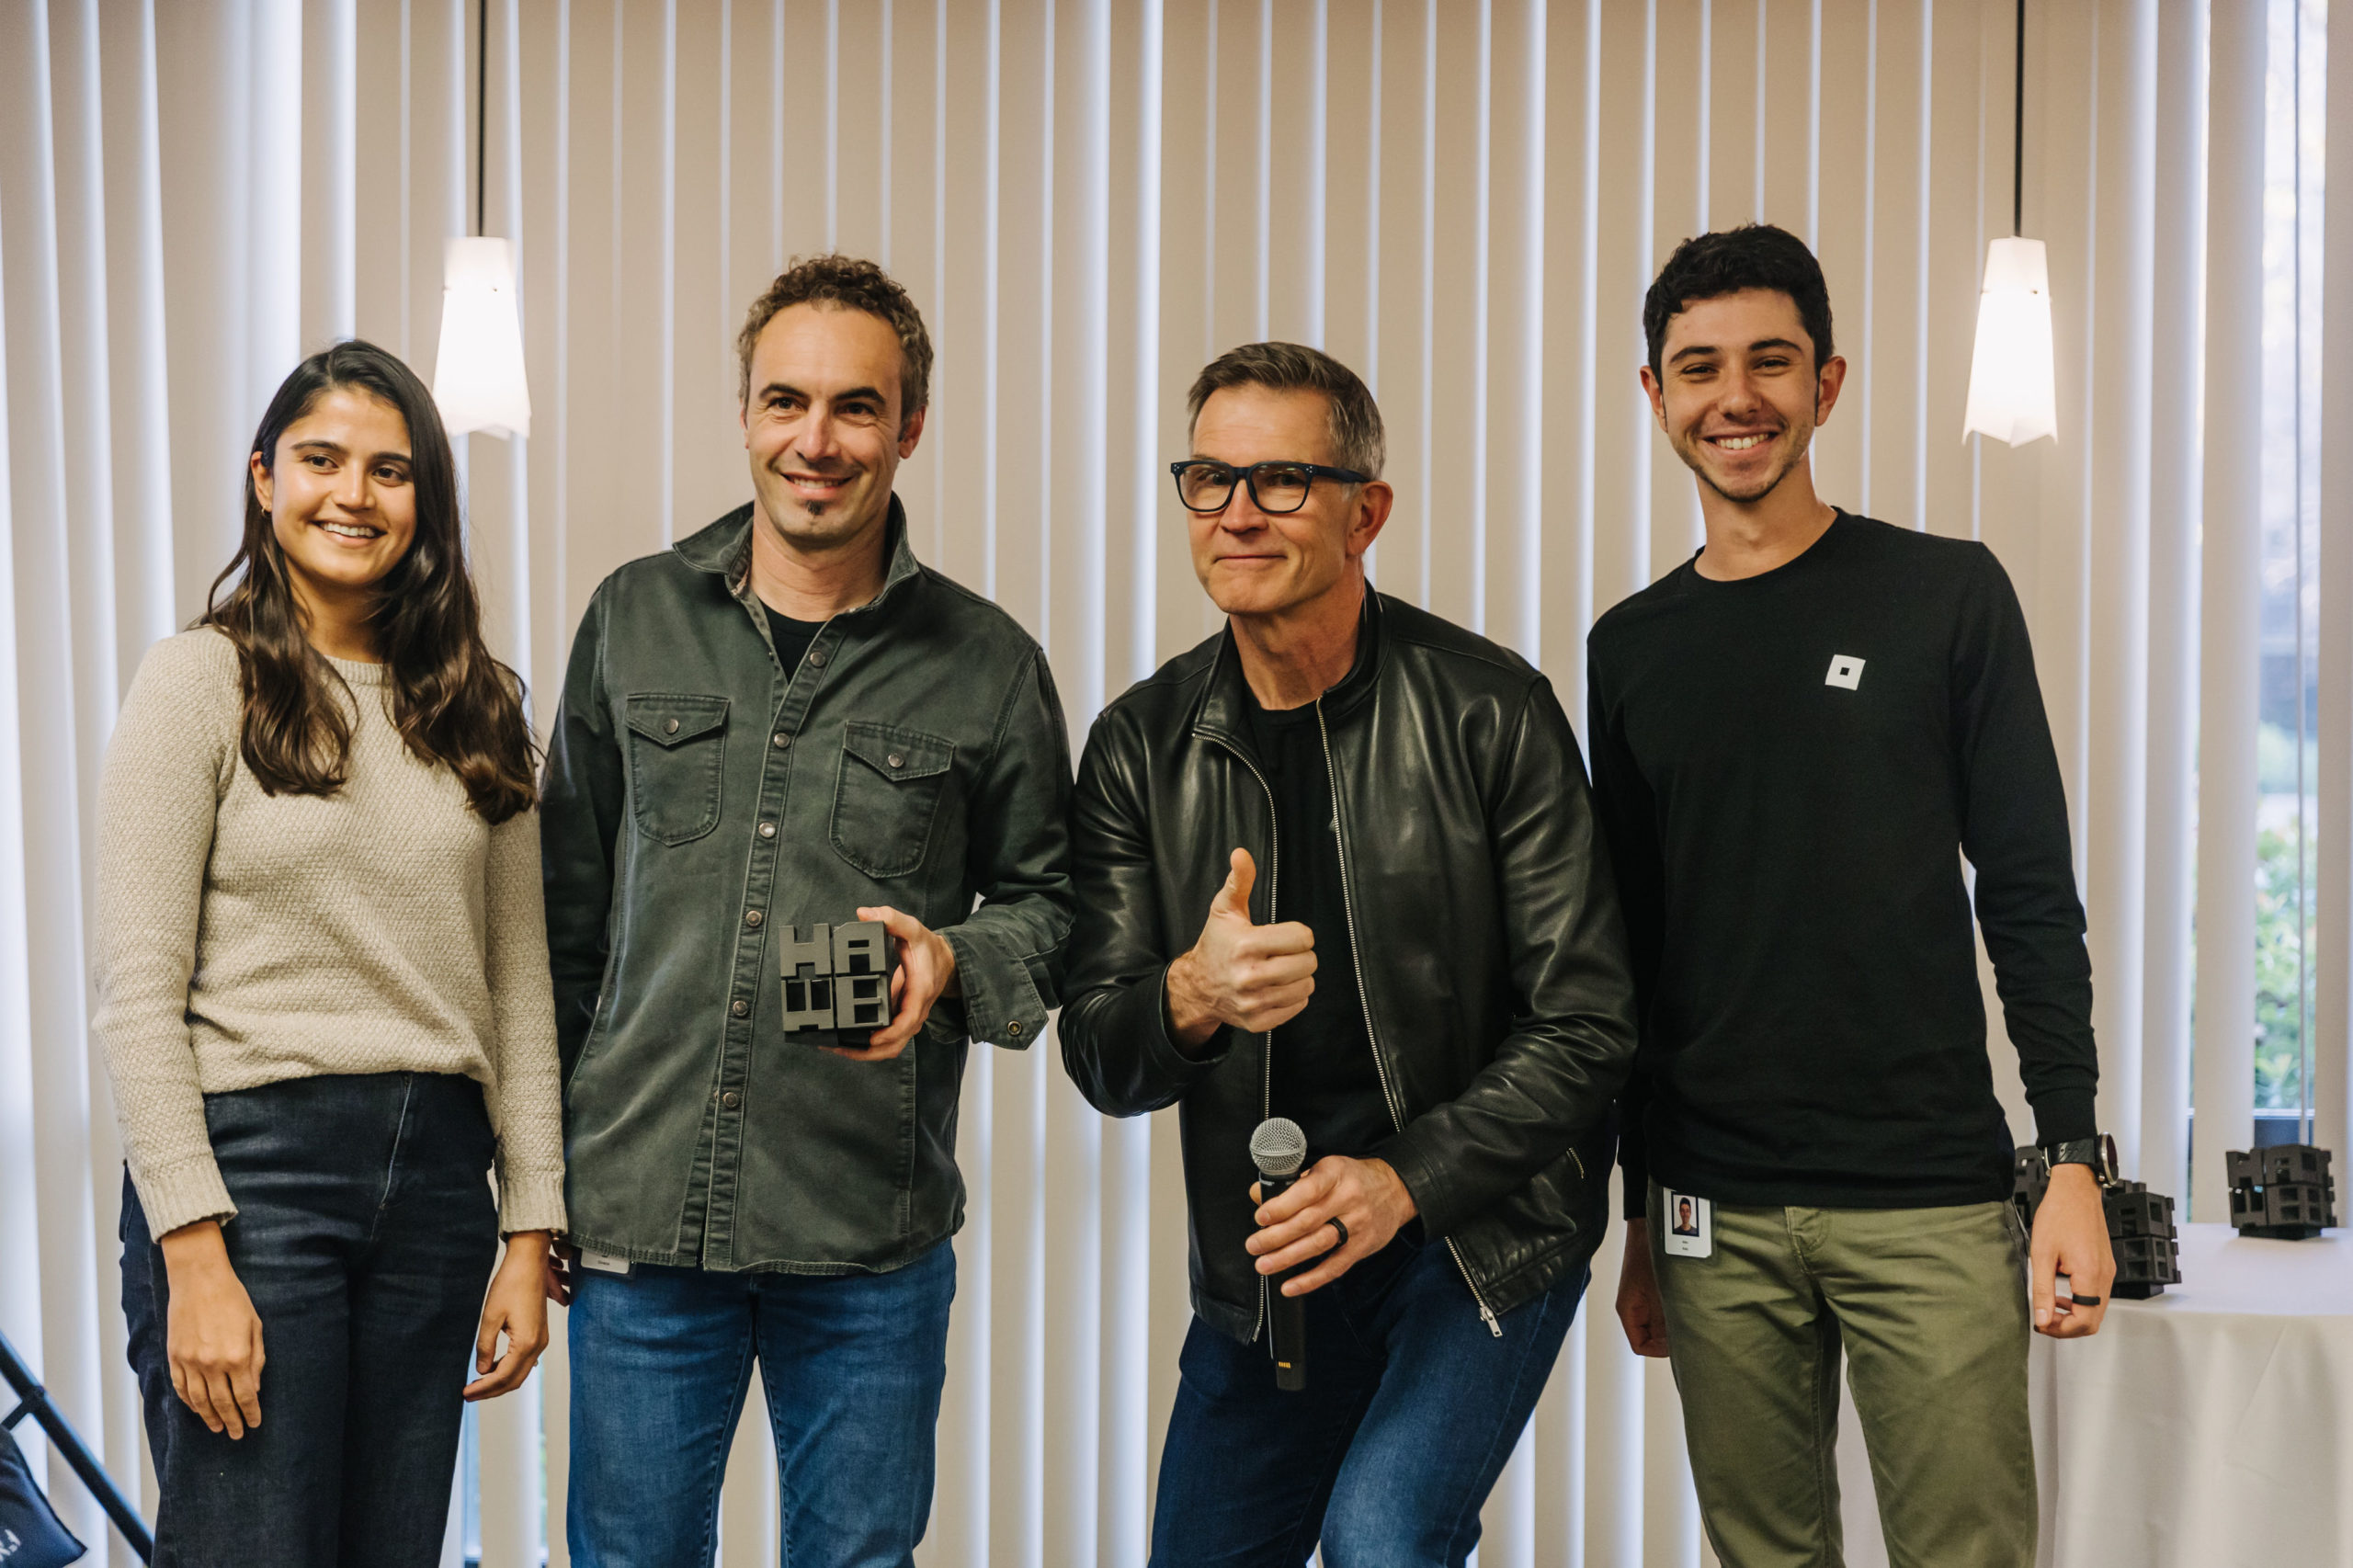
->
xmin=887 ymin=753 xmax=904 ymax=769
xmin=722 ymin=1091 xmax=741 ymax=1108
xmin=773 ymin=732 xmax=790 ymax=748
xmin=745 ymin=909 xmax=764 ymax=927
xmin=1006 ymin=1020 xmax=1023 ymax=1038
xmin=758 ymin=822 xmax=777 ymax=838
xmin=807 ymin=650 xmax=827 ymax=668
xmin=665 ymin=718 xmax=680 ymax=734
xmin=731 ymin=999 xmax=749 ymax=1017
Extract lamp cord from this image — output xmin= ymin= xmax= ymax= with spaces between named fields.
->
xmin=2012 ymin=0 xmax=2024 ymax=236
xmin=472 ymin=0 xmax=486 ymax=236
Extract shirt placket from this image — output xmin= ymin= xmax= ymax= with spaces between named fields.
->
xmin=699 ymin=580 xmax=848 ymax=1269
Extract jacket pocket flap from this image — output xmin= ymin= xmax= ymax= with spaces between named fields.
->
xmin=841 ymin=721 xmax=954 ymax=780
xmin=625 ymin=694 xmax=731 ymax=747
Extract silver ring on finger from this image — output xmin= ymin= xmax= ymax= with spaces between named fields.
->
xmin=1326 ymin=1217 xmax=1348 ymax=1249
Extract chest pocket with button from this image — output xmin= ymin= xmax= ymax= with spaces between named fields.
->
xmin=829 ymin=721 xmax=957 ymax=879
xmin=624 ymin=694 xmax=731 ymax=845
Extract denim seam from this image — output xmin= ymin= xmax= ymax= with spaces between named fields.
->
xmin=369 ymin=1073 xmax=420 ymax=1249
xmin=693 ymin=1317 xmax=759 ymax=1564
xmin=1280 ymin=1373 xmax=1380 ymax=1562
xmin=1433 ymin=1286 xmax=1559 ymax=1558
xmin=759 ymin=1368 xmax=799 ymax=1568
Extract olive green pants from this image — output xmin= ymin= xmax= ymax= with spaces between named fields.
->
xmin=1647 ymin=1186 xmax=2036 ymax=1568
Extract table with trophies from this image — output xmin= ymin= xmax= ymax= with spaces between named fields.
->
xmin=2021 ymin=1144 xmax=2350 ymax=1568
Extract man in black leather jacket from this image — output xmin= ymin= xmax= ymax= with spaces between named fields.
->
xmin=1062 ymin=342 xmax=1638 ymax=1565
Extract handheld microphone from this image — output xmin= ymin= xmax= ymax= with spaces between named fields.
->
xmin=1249 ymin=1117 xmax=1310 ymax=1392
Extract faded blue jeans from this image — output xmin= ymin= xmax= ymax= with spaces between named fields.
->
xmin=565 ymin=1239 xmax=955 ymax=1568
xmin=1149 ymin=1229 xmax=1585 ymax=1567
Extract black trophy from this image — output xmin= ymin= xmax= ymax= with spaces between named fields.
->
xmin=778 ymin=921 xmax=900 ymax=1048
xmin=2226 ymin=1144 xmax=2338 ymax=1240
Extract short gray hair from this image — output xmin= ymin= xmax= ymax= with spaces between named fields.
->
xmin=1185 ymin=342 xmax=1386 ymax=479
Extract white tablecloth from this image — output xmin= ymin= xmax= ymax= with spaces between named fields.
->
xmin=2029 ymin=1222 xmax=2352 ymax=1568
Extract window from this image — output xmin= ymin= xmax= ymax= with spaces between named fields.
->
xmin=2252 ymin=0 xmax=2327 ymax=1144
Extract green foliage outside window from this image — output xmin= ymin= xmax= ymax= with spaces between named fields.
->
xmin=2254 ymin=824 xmax=2316 ymax=1110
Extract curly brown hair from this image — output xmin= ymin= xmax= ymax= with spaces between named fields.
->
xmin=735 ymin=255 xmax=934 ymax=424
xmin=1643 ymin=223 xmax=1836 ymax=379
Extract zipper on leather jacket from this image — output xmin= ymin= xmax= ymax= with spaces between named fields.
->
xmin=1205 ymin=731 xmax=1280 ymax=1347
xmin=1315 ymin=699 xmax=1506 ymax=1338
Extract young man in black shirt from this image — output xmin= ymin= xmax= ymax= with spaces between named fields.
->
xmin=1591 ymin=224 xmax=2114 ymax=1568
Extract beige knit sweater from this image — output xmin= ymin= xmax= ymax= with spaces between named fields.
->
xmin=95 ymin=629 xmax=567 ymax=1239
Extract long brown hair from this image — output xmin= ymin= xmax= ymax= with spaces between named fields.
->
xmin=201 ymin=340 xmax=537 ymax=824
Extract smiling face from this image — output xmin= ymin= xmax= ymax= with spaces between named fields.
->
xmin=742 ymin=301 xmax=926 ymax=558
xmin=1186 ymin=384 xmax=1391 ymax=621
xmin=250 ymin=386 xmax=420 ymax=614
xmin=1642 ymin=288 xmax=1846 ymax=506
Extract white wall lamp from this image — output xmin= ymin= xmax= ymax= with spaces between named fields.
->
xmin=1962 ymin=0 xmax=2057 ymax=448
xmin=433 ymin=0 xmax=531 ymax=440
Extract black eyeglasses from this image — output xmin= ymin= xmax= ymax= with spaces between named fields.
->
xmin=1169 ymin=460 xmax=1370 ymax=516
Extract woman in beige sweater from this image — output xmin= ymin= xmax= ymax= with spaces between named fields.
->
xmin=97 ymin=340 xmax=565 ymax=1567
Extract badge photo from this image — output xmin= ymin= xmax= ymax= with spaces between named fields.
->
xmin=1661 ymin=1189 xmax=1712 ymax=1258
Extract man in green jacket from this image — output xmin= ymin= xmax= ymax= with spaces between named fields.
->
xmin=540 ymin=255 xmax=1074 ymax=1568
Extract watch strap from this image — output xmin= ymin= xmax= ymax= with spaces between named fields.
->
xmin=2040 ymin=1133 xmax=2118 ymax=1182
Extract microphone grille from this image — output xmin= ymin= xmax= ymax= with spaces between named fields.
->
xmin=1249 ymin=1117 xmax=1308 ymax=1179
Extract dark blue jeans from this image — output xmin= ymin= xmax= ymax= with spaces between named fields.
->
xmin=1150 ymin=1231 xmax=1585 ymax=1567
xmin=119 ymin=1073 xmax=499 ymax=1568
xmin=565 ymin=1239 xmax=955 ymax=1568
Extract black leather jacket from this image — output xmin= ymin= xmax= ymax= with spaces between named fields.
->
xmin=1061 ymin=590 xmax=1638 ymax=1340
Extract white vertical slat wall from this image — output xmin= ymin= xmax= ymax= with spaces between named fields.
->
xmin=2194 ymin=0 xmax=2268 ymax=1229
xmin=1 ymin=3 xmax=2343 ymax=1566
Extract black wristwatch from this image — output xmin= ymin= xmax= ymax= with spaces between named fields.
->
xmin=2039 ymin=1132 xmax=2118 ymax=1184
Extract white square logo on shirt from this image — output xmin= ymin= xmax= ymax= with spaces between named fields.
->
xmin=1825 ymin=654 xmax=1866 ymax=690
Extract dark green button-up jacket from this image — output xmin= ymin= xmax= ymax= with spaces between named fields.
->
xmin=540 ymin=500 xmax=1074 ymax=1273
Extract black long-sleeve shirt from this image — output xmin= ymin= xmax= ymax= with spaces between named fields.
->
xmin=1586 ymin=513 xmax=2097 ymax=1214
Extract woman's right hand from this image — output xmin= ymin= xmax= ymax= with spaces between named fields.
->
xmin=158 ymin=1219 xmax=267 ymax=1438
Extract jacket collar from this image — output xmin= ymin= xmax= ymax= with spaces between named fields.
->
xmin=1193 ymin=585 xmax=1386 ymax=749
xmin=673 ymin=494 xmax=926 ymax=615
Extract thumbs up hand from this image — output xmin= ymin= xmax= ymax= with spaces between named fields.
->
xmin=1165 ymin=847 xmax=1317 ymax=1051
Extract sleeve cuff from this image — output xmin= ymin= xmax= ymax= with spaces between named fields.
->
xmin=1620 ymin=1169 xmax=1650 ymax=1221
xmin=496 ymin=1167 xmax=570 ymax=1238
xmin=132 ymin=1153 xmax=238 ymax=1239
xmin=1375 ymin=1129 xmax=1459 ymax=1239
xmin=1137 ymin=964 xmax=1231 ymax=1085
xmin=1618 ymin=1157 xmax=1651 ymax=1221
xmin=941 ymin=926 xmax=1051 ymax=1050
xmin=2028 ymin=1088 xmax=2099 ymax=1149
